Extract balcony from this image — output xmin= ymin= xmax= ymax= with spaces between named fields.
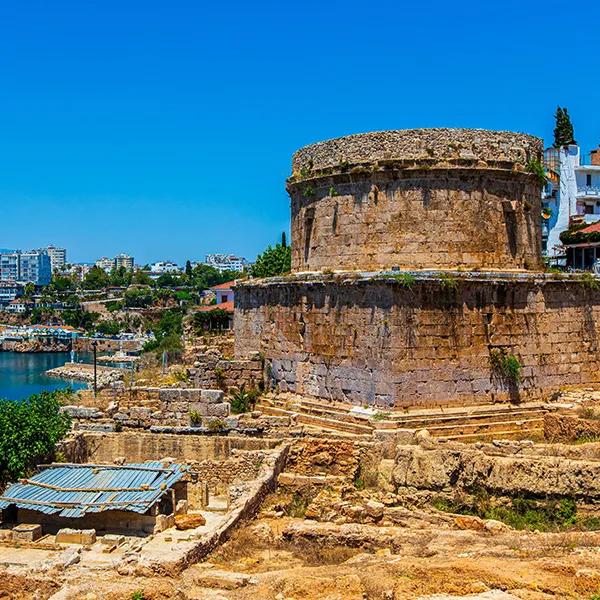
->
xmin=577 ymin=186 xmax=600 ymax=198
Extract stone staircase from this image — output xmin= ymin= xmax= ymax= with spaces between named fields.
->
xmin=258 ymin=395 xmax=550 ymax=441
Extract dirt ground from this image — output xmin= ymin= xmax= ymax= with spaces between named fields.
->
xmin=5 ymin=511 xmax=600 ymax=600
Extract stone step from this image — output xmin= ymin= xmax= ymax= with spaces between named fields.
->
xmin=422 ymin=417 xmax=544 ymax=437
xmin=371 ymin=409 xmax=549 ymax=430
xmin=438 ymin=427 xmax=545 ymax=442
xmin=259 ymin=405 xmax=373 ymax=434
xmin=291 ymin=402 xmax=548 ymax=429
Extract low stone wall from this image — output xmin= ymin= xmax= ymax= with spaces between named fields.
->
xmin=131 ymin=443 xmax=290 ymax=575
xmin=235 ymin=274 xmax=600 ymax=408
xmin=59 ymin=431 xmax=281 ymax=464
xmin=544 ymin=413 xmax=600 ymax=443
xmin=17 ymin=508 xmax=159 ymax=536
xmin=392 ymin=438 xmax=600 ymax=501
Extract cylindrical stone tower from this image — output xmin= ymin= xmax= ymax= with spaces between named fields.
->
xmin=286 ymin=128 xmax=543 ymax=272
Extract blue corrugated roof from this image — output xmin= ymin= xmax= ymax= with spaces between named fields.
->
xmin=0 ymin=461 xmax=188 ymax=517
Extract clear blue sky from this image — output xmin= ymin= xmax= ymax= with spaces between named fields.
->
xmin=1 ymin=0 xmax=599 ymax=265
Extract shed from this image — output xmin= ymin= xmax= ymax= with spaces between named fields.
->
xmin=0 ymin=461 xmax=189 ymax=535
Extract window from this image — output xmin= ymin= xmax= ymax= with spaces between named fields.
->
xmin=587 ymin=174 xmax=593 ymax=187
xmin=585 ymin=204 xmax=594 ymax=214
xmin=221 ymin=294 xmax=228 ymax=303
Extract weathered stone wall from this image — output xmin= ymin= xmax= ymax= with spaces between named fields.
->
xmin=288 ymin=129 xmax=543 ymax=272
xmin=235 ymin=274 xmax=600 ymax=408
xmin=187 ymin=351 xmax=263 ymax=391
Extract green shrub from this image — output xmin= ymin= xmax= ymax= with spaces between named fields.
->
xmin=230 ymin=385 xmax=261 ymax=414
xmin=131 ymin=591 xmax=145 ymax=600
xmin=0 ymin=390 xmax=72 ymax=485
xmin=432 ymin=493 xmax=598 ymax=532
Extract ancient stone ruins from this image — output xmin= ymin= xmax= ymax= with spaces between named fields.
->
xmin=5 ymin=128 xmax=600 ymax=599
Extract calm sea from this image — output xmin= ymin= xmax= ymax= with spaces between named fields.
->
xmin=0 ymin=352 xmax=88 ymax=400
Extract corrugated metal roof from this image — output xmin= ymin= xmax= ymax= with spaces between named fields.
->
xmin=0 ymin=462 xmax=188 ymax=518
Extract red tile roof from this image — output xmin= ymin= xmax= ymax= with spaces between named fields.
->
xmin=210 ymin=281 xmax=236 ymax=291
xmin=196 ymin=300 xmax=234 ymax=314
xmin=581 ymin=222 xmax=600 ymax=234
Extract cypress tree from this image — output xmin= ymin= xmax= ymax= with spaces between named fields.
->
xmin=281 ymin=231 xmax=287 ymax=248
xmin=553 ymin=107 xmax=576 ymax=148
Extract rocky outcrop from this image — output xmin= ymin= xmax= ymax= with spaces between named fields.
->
xmin=544 ymin=413 xmax=600 ymax=443
xmin=392 ymin=439 xmax=600 ymax=501
xmin=1 ymin=338 xmax=70 ymax=352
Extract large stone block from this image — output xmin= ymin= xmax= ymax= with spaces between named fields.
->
xmin=201 ymin=389 xmax=224 ymax=404
xmin=56 ymin=528 xmax=96 ymax=545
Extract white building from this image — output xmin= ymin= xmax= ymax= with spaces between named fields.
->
xmin=204 ymin=254 xmax=248 ymax=273
xmin=95 ymin=257 xmax=115 ymax=272
xmin=115 ymin=253 xmax=134 ymax=271
xmin=150 ymin=261 xmax=181 ymax=274
xmin=543 ymin=144 xmax=600 ymax=259
xmin=45 ymin=246 xmax=67 ymax=272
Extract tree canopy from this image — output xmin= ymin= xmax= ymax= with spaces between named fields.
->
xmin=251 ymin=234 xmax=292 ymax=278
xmin=554 ymin=107 xmax=576 ymax=148
xmin=0 ymin=390 xmax=72 ymax=484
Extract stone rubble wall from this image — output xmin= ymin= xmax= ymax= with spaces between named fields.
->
xmin=235 ymin=276 xmax=600 ymax=408
xmin=193 ymin=449 xmax=269 ymax=492
xmin=392 ymin=438 xmax=600 ymax=500
xmin=64 ymin=386 xmax=230 ymax=430
xmin=187 ymin=351 xmax=263 ymax=391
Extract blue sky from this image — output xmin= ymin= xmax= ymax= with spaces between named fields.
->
xmin=1 ymin=0 xmax=599 ymax=265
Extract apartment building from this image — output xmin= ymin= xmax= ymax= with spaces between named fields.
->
xmin=0 ymin=251 xmax=51 ymax=285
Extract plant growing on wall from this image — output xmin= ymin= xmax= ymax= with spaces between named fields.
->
xmin=189 ymin=411 xmax=203 ymax=427
xmin=526 ymin=159 xmax=547 ymax=185
xmin=439 ymin=273 xmax=460 ymax=290
xmin=579 ymin=272 xmax=600 ymax=291
xmin=489 ymin=348 xmax=523 ymax=385
xmin=303 ymin=184 xmax=315 ymax=198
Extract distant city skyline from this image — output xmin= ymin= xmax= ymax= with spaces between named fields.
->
xmin=1 ymin=1 xmax=599 ymax=263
